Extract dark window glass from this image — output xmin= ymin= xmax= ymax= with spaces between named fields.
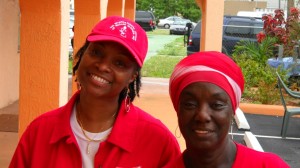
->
xmin=193 ymin=22 xmax=201 ymax=34
xmin=224 ymin=21 xmax=253 ymax=38
xmin=136 ymin=11 xmax=154 ymax=19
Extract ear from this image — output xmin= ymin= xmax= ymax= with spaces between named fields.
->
xmin=129 ymin=71 xmax=138 ymax=83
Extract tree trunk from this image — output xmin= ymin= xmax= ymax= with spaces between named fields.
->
xmin=287 ymin=0 xmax=294 ymax=16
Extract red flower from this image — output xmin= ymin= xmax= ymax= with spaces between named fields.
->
xmin=256 ymin=31 xmax=266 ymax=43
xmin=290 ymin=7 xmax=299 ymax=15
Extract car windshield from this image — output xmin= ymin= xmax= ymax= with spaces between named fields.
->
xmin=173 ymin=19 xmax=190 ymax=25
xmin=173 ymin=21 xmax=184 ymax=25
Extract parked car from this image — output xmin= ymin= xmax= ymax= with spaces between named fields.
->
xmin=135 ymin=10 xmax=156 ymax=31
xmin=169 ymin=19 xmax=196 ymax=35
xmin=187 ymin=15 xmax=263 ymax=56
xmin=157 ymin=16 xmax=182 ymax=29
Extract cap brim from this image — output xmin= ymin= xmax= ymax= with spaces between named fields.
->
xmin=87 ymin=35 xmax=142 ymax=67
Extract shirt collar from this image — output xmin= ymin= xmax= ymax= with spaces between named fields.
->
xmin=107 ymin=100 xmax=138 ymax=152
xmin=50 ymin=91 xmax=80 ymax=144
xmin=49 ymin=91 xmax=139 ymax=152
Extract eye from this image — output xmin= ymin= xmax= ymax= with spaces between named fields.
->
xmin=114 ymin=60 xmax=126 ymax=68
xmin=91 ymin=49 xmax=101 ymax=56
xmin=211 ymin=101 xmax=227 ymax=110
xmin=180 ymin=100 xmax=197 ymax=111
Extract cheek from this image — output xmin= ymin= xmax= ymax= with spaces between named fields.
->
xmin=216 ymin=111 xmax=232 ymax=131
xmin=76 ymin=56 xmax=88 ymax=74
xmin=177 ymin=117 xmax=185 ymax=135
xmin=76 ymin=61 xmax=87 ymax=77
xmin=177 ymin=112 xmax=192 ymax=130
xmin=123 ymin=74 xmax=135 ymax=86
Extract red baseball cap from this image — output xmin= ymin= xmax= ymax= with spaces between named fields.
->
xmin=87 ymin=16 xmax=148 ymax=67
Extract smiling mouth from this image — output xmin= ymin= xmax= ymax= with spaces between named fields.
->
xmin=194 ymin=129 xmax=213 ymax=134
xmin=90 ymin=74 xmax=111 ymax=84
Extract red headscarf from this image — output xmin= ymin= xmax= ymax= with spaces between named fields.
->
xmin=169 ymin=51 xmax=244 ymax=114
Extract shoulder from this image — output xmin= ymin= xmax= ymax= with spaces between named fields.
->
xmin=27 ymin=92 xmax=78 ymax=130
xmin=133 ymin=106 xmax=172 ymax=135
xmin=234 ymin=143 xmax=290 ymax=168
xmin=163 ymin=154 xmax=185 ymax=168
xmin=27 ymin=106 xmax=67 ymax=129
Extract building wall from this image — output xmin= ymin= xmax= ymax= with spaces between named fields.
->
xmin=224 ymin=1 xmax=267 ymax=16
xmin=0 ymin=0 xmax=20 ymax=108
xmin=0 ymin=0 xmax=273 ymax=109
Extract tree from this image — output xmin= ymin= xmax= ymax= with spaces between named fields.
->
xmin=136 ymin=0 xmax=201 ymax=22
xmin=176 ymin=0 xmax=201 ymax=22
xmin=287 ymin=0 xmax=295 ymax=16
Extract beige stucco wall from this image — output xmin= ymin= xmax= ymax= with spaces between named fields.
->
xmin=196 ymin=0 xmax=224 ymax=52
xmin=0 ymin=0 xmax=20 ymax=108
xmin=0 ymin=0 xmax=271 ymax=111
xmin=224 ymin=1 xmax=267 ymax=15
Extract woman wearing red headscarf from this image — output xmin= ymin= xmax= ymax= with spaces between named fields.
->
xmin=167 ymin=51 xmax=289 ymax=168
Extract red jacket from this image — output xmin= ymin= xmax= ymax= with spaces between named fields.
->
xmin=165 ymin=143 xmax=290 ymax=168
xmin=9 ymin=91 xmax=181 ymax=168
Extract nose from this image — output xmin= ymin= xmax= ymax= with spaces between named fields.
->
xmin=194 ymin=104 xmax=211 ymax=123
xmin=96 ymin=58 xmax=112 ymax=73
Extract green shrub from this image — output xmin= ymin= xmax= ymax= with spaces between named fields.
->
xmin=233 ymin=37 xmax=277 ymax=67
xmin=233 ymin=53 xmax=288 ymax=104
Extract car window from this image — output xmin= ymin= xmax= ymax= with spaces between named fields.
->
xmin=192 ymin=22 xmax=201 ymax=34
xmin=224 ymin=20 xmax=263 ymax=39
xmin=173 ymin=20 xmax=186 ymax=25
xmin=253 ymin=22 xmax=263 ymax=35
xmin=136 ymin=11 xmax=153 ymax=19
xmin=224 ymin=21 xmax=252 ymax=38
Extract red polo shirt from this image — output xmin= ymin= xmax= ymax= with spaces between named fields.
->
xmin=165 ymin=143 xmax=290 ymax=168
xmin=9 ymin=91 xmax=181 ymax=168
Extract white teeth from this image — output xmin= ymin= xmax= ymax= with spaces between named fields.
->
xmin=91 ymin=74 xmax=109 ymax=84
xmin=195 ymin=130 xmax=209 ymax=134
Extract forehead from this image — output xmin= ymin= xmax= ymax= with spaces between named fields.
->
xmin=89 ymin=41 xmax=129 ymax=52
xmin=181 ymin=82 xmax=229 ymax=98
xmin=89 ymin=41 xmax=136 ymax=59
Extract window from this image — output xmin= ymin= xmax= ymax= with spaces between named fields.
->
xmin=224 ymin=21 xmax=252 ymax=38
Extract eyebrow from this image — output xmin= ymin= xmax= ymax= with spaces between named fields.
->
xmin=92 ymin=42 xmax=135 ymax=62
xmin=181 ymin=89 xmax=228 ymax=98
xmin=93 ymin=42 xmax=105 ymax=48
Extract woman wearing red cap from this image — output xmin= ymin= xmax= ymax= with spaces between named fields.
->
xmin=10 ymin=16 xmax=180 ymax=168
xmin=167 ymin=51 xmax=289 ymax=168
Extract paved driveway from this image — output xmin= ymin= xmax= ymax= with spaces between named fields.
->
xmin=146 ymin=34 xmax=180 ymax=60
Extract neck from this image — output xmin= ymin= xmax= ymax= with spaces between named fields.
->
xmin=184 ymin=137 xmax=237 ymax=168
xmin=76 ymin=97 xmax=118 ymax=133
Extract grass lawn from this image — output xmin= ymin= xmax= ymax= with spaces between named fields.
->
xmin=142 ymin=31 xmax=187 ymax=78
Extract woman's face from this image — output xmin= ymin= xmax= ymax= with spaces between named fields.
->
xmin=178 ymin=82 xmax=233 ymax=151
xmin=76 ymin=41 xmax=138 ymax=99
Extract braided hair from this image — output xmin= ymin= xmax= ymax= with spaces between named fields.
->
xmin=72 ymin=41 xmax=142 ymax=105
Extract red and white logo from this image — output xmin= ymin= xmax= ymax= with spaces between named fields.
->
xmin=110 ymin=21 xmax=137 ymax=41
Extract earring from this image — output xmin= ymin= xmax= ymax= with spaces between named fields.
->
xmin=175 ymin=125 xmax=181 ymax=138
xmin=230 ymin=119 xmax=234 ymax=140
xmin=75 ymin=78 xmax=81 ymax=90
xmin=124 ymin=88 xmax=130 ymax=113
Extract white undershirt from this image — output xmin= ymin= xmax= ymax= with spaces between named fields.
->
xmin=70 ymin=106 xmax=112 ymax=168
